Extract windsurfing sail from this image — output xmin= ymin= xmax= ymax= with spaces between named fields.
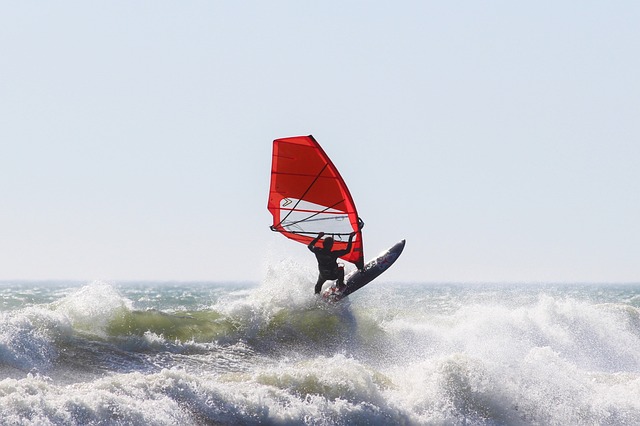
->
xmin=268 ymin=135 xmax=364 ymax=269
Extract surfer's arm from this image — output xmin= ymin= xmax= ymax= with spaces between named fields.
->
xmin=308 ymin=232 xmax=325 ymax=251
xmin=345 ymin=232 xmax=355 ymax=253
xmin=334 ymin=232 xmax=356 ymax=256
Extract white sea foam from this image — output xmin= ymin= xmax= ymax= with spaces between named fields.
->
xmin=1 ymin=281 xmax=640 ymax=424
xmin=51 ymin=281 xmax=133 ymax=336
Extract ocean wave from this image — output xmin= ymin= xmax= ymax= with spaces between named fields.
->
xmin=0 ymin=356 xmax=411 ymax=426
xmin=0 ymin=309 xmax=66 ymax=373
xmin=3 ymin=281 xmax=640 ymax=424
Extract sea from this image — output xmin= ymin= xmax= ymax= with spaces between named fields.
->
xmin=2 ymin=268 xmax=640 ymax=424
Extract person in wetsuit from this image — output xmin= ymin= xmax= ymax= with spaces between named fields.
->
xmin=308 ymin=231 xmax=356 ymax=294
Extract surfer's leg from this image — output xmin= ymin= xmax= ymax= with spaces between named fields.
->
xmin=314 ymin=275 xmax=326 ymax=294
xmin=336 ymin=266 xmax=345 ymax=290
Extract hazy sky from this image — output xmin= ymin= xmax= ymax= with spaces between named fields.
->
xmin=1 ymin=2 xmax=638 ymax=283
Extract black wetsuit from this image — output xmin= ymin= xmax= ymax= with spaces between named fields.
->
xmin=308 ymin=234 xmax=354 ymax=294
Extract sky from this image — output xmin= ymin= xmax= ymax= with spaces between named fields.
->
xmin=1 ymin=1 xmax=638 ymax=283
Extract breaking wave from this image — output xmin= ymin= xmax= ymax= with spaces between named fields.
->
xmin=2 ymin=278 xmax=640 ymax=424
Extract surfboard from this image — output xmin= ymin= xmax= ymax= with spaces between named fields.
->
xmin=322 ymin=239 xmax=406 ymax=301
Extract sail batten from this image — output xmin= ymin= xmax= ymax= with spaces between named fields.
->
xmin=267 ymin=135 xmax=364 ymax=269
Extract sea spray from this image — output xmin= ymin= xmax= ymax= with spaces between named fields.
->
xmin=1 ymin=281 xmax=640 ymax=424
xmin=51 ymin=281 xmax=133 ymax=337
xmin=0 ymin=310 xmax=63 ymax=373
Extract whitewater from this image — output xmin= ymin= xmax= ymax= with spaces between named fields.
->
xmin=2 ymin=267 xmax=640 ymax=424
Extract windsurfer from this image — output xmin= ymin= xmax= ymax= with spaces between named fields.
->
xmin=308 ymin=231 xmax=356 ymax=294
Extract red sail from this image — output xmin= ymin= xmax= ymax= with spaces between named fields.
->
xmin=268 ymin=135 xmax=364 ymax=269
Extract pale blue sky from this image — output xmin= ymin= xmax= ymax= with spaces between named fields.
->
xmin=1 ymin=2 xmax=638 ymax=283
